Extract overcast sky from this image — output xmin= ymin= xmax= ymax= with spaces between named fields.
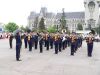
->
xmin=0 ymin=0 xmax=84 ymax=26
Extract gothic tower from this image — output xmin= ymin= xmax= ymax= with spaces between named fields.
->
xmin=84 ymin=0 xmax=100 ymax=30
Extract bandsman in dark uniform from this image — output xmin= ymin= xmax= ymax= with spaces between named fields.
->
xmin=54 ymin=34 xmax=59 ymax=54
xmin=28 ymin=32 xmax=33 ymax=51
xmin=34 ymin=32 xmax=38 ymax=50
xmin=58 ymin=34 xmax=62 ymax=52
xmin=24 ymin=33 xmax=28 ymax=48
xmin=50 ymin=33 xmax=54 ymax=49
xmin=70 ymin=33 xmax=77 ymax=56
xmin=65 ymin=34 xmax=68 ymax=48
xmin=78 ymin=34 xmax=83 ymax=48
xmin=39 ymin=33 xmax=44 ymax=53
xmin=74 ymin=34 xmax=78 ymax=52
xmin=45 ymin=33 xmax=50 ymax=50
xmin=62 ymin=35 xmax=66 ymax=50
xmin=9 ymin=33 xmax=13 ymax=49
xmin=67 ymin=35 xmax=71 ymax=47
xmin=86 ymin=32 xmax=94 ymax=57
xmin=15 ymin=32 xmax=22 ymax=61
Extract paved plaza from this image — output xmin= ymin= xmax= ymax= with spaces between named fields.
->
xmin=0 ymin=39 xmax=100 ymax=75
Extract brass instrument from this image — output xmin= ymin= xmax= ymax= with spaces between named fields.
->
xmin=28 ymin=34 xmax=31 ymax=41
xmin=71 ymin=35 xmax=76 ymax=43
xmin=54 ymin=34 xmax=58 ymax=41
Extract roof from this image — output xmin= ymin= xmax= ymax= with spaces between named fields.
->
xmin=56 ymin=12 xmax=85 ymax=19
xmin=45 ymin=13 xmax=55 ymax=18
xmin=28 ymin=11 xmax=85 ymax=19
xmin=28 ymin=12 xmax=39 ymax=19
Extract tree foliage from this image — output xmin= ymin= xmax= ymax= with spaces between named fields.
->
xmin=5 ymin=22 xmax=19 ymax=32
xmin=39 ymin=17 xmax=45 ymax=32
xmin=60 ymin=8 xmax=66 ymax=29
xmin=77 ymin=23 xmax=83 ymax=30
xmin=20 ymin=25 xmax=27 ymax=32
xmin=47 ymin=25 xmax=57 ymax=33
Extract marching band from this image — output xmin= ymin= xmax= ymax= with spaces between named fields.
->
xmin=9 ymin=31 xmax=95 ymax=61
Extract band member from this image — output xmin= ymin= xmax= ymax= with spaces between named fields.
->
xmin=9 ymin=33 xmax=13 ymax=49
xmin=50 ymin=34 xmax=54 ymax=49
xmin=28 ymin=32 xmax=33 ymax=51
xmin=34 ymin=33 xmax=38 ymax=50
xmin=74 ymin=35 xmax=78 ymax=52
xmin=45 ymin=33 xmax=50 ymax=50
xmin=65 ymin=35 xmax=68 ymax=48
xmin=67 ymin=35 xmax=71 ymax=47
xmin=15 ymin=32 xmax=22 ymax=61
xmin=70 ymin=33 xmax=77 ymax=56
xmin=39 ymin=33 xmax=44 ymax=53
xmin=44 ymin=33 xmax=47 ymax=47
xmin=86 ymin=32 xmax=94 ymax=57
xmin=24 ymin=33 xmax=28 ymax=48
xmin=58 ymin=34 xmax=62 ymax=52
xmin=78 ymin=34 xmax=83 ymax=48
xmin=54 ymin=34 xmax=59 ymax=54
xmin=62 ymin=35 xmax=66 ymax=50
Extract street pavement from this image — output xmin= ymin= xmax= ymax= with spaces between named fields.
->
xmin=0 ymin=39 xmax=100 ymax=75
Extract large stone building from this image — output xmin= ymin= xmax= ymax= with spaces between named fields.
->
xmin=56 ymin=12 xmax=85 ymax=31
xmin=84 ymin=0 xmax=100 ymax=29
xmin=27 ymin=0 xmax=100 ymax=31
xmin=28 ymin=7 xmax=85 ymax=31
xmin=28 ymin=7 xmax=56 ymax=30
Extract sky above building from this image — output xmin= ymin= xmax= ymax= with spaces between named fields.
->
xmin=0 ymin=0 xmax=84 ymax=26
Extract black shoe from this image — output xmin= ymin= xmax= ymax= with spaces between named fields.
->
xmin=17 ymin=60 xmax=22 ymax=61
xmin=88 ymin=55 xmax=92 ymax=57
xmin=55 ymin=53 xmax=58 ymax=54
xmin=40 ymin=52 xmax=43 ymax=53
xmin=71 ymin=54 xmax=74 ymax=56
xmin=59 ymin=51 xmax=62 ymax=52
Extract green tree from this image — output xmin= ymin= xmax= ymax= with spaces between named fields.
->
xmin=39 ymin=17 xmax=45 ymax=32
xmin=47 ymin=25 xmax=57 ymax=33
xmin=20 ymin=25 xmax=26 ymax=32
xmin=5 ymin=22 xmax=19 ymax=32
xmin=60 ymin=8 xmax=66 ymax=30
xmin=77 ymin=23 xmax=83 ymax=30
